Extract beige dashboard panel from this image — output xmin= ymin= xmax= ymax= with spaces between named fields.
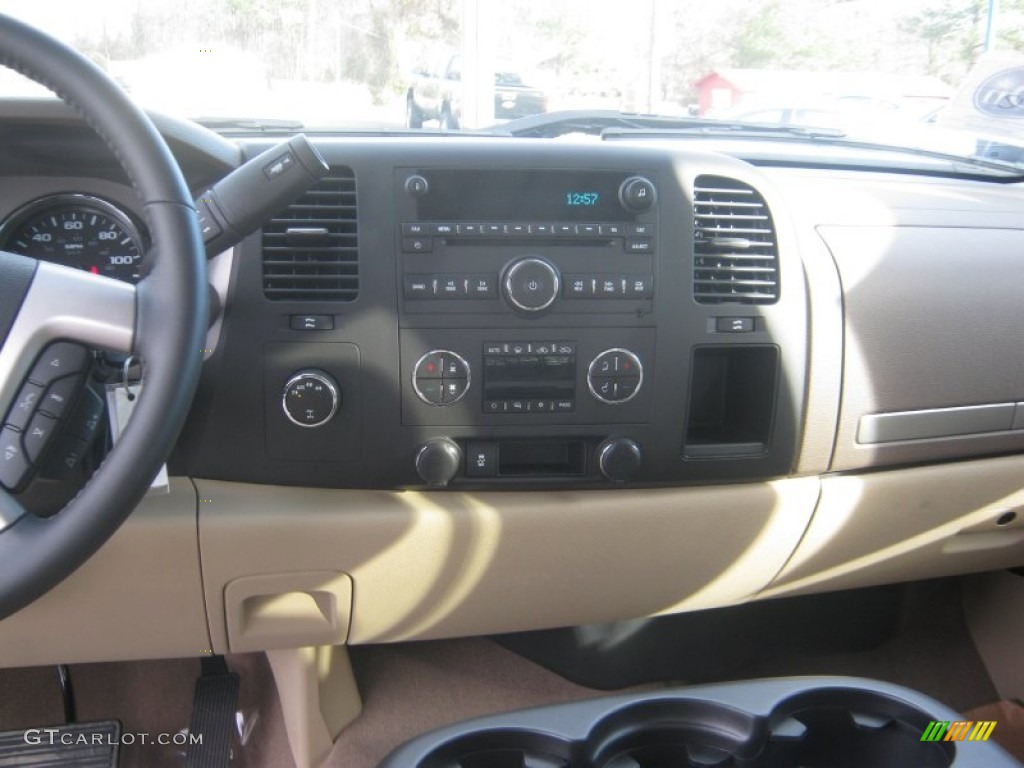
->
xmin=762 ymin=454 xmax=1024 ymax=599
xmin=0 ymin=478 xmax=210 ymax=667
xmin=196 ymin=477 xmax=820 ymax=650
xmin=822 ymin=225 xmax=1024 ymax=472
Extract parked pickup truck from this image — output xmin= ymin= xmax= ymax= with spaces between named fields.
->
xmin=406 ymin=54 xmax=547 ymax=129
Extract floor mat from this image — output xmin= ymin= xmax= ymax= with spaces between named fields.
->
xmin=964 ymin=700 xmax=1024 ymax=763
xmin=0 ymin=720 xmax=119 ymax=767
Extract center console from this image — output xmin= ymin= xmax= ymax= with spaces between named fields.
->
xmin=174 ymin=142 xmax=807 ymax=490
xmin=380 ymin=677 xmax=1022 ymax=768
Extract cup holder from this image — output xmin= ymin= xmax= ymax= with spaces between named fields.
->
xmin=759 ymin=689 xmax=956 ymax=768
xmin=419 ymin=729 xmax=571 ymax=768
xmin=586 ymin=699 xmax=762 ymax=768
xmin=381 ymin=679 xmax=1021 ymax=768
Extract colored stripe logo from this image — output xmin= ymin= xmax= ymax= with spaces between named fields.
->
xmin=921 ymin=721 xmax=997 ymax=742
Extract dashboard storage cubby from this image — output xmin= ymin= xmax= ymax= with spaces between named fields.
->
xmin=380 ymin=678 xmax=1022 ymax=768
xmin=684 ymin=345 xmax=778 ymax=459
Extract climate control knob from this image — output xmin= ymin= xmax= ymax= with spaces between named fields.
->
xmin=415 ymin=437 xmax=462 ymax=487
xmin=282 ymin=370 xmax=340 ymax=427
xmin=597 ymin=437 xmax=642 ymax=483
xmin=503 ymin=257 xmax=560 ymax=313
xmin=587 ymin=348 xmax=643 ymax=404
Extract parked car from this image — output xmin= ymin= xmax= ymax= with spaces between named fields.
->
xmin=406 ymin=54 xmax=546 ymax=129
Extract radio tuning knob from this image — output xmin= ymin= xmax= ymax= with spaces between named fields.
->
xmin=503 ymin=257 xmax=560 ymax=313
xmin=597 ymin=437 xmax=642 ymax=483
xmin=415 ymin=437 xmax=462 ymax=487
xmin=619 ymin=176 xmax=656 ymax=211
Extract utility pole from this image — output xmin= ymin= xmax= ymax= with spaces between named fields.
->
xmin=461 ymin=0 xmax=494 ymax=129
xmin=983 ymin=0 xmax=999 ymax=52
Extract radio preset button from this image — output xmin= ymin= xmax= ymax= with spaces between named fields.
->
xmin=627 ymin=276 xmax=654 ymax=298
xmin=439 ymin=277 xmax=463 ymax=297
xmin=468 ymin=276 xmax=496 ymax=297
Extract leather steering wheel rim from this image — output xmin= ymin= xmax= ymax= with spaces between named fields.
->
xmin=0 ymin=14 xmax=207 ymax=619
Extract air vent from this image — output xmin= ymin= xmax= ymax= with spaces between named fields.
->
xmin=262 ymin=168 xmax=358 ymax=301
xmin=693 ymin=175 xmax=778 ymax=304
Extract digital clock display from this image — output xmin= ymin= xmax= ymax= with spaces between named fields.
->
xmin=566 ymin=192 xmax=600 ymax=206
xmin=416 ymin=170 xmax=642 ymax=221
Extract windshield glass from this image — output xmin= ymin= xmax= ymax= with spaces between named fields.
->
xmin=1 ymin=0 xmax=1023 ymax=164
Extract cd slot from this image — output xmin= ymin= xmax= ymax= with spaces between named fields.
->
xmin=443 ymin=237 xmax=615 ymax=247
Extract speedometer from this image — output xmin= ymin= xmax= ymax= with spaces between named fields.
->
xmin=0 ymin=194 xmax=146 ymax=283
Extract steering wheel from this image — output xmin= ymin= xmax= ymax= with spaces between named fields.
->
xmin=0 ymin=15 xmax=207 ymax=619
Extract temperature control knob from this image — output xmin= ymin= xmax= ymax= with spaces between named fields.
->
xmin=503 ymin=257 xmax=560 ymax=313
xmin=597 ymin=437 xmax=642 ymax=483
xmin=282 ymin=370 xmax=340 ymax=427
xmin=588 ymin=348 xmax=643 ymax=404
xmin=415 ymin=437 xmax=462 ymax=487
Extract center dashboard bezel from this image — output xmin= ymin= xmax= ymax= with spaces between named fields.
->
xmin=171 ymin=139 xmax=806 ymax=490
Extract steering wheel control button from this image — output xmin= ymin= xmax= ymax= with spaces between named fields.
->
xmin=6 ymin=382 xmax=44 ymax=431
xmin=67 ymin=386 xmax=105 ymax=443
xmin=281 ymin=370 xmax=340 ymax=428
xmin=23 ymin=412 xmax=58 ymax=464
xmin=503 ymin=258 xmax=560 ymax=313
xmin=415 ymin=437 xmax=462 ymax=486
xmin=0 ymin=427 xmax=31 ymax=491
xmin=588 ymin=349 xmax=644 ymax=404
xmin=42 ymin=435 xmax=89 ymax=480
xmin=465 ymin=441 xmax=498 ymax=478
xmin=28 ymin=342 xmax=89 ymax=386
xmin=413 ymin=350 xmax=470 ymax=406
xmin=38 ymin=376 xmax=83 ymax=420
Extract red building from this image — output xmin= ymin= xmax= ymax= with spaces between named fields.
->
xmin=693 ymin=68 xmax=952 ymax=118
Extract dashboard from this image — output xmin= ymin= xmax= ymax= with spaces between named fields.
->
xmin=1 ymin=99 xmax=1024 ymax=667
